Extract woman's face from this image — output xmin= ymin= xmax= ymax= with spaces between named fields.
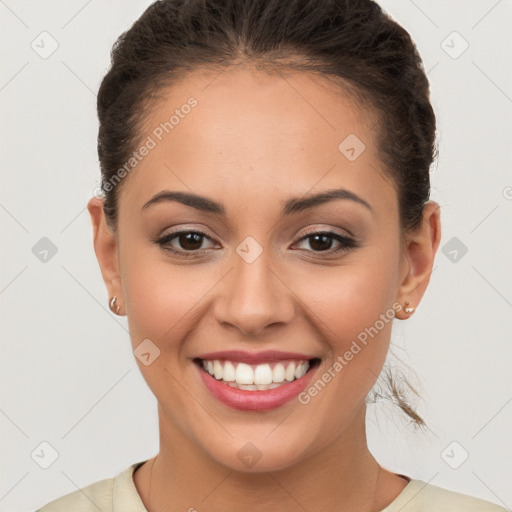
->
xmin=91 ymin=67 xmax=432 ymax=472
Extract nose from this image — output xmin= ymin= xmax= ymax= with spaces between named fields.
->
xmin=213 ymin=248 xmax=295 ymax=337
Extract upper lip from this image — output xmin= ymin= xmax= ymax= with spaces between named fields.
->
xmin=195 ymin=350 xmax=318 ymax=365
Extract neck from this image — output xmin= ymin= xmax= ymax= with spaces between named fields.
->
xmin=134 ymin=402 xmax=404 ymax=512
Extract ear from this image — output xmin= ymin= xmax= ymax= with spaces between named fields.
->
xmin=87 ymin=197 xmax=124 ymax=315
xmin=395 ymin=201 xmax=441 ymax=320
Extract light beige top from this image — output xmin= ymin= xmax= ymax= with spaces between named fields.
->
xmin=36 ymin=460 xmax=509 ymax=512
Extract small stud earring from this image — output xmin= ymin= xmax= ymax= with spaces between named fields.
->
xmin=404 ymin=301 xmax=415 ymax=314
xmin=109 ymin=296 xmax=121 ymax=315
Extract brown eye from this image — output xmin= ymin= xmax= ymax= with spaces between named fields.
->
xmin=307 ymin=233 xmax=335 ymax=252
xmin=294 ymin=231 xmax=358 ymax=254
xmin=155 ymin=230 xmax=216 ymax=255
xmin=175 ymin=232 xmax=204 ymax=251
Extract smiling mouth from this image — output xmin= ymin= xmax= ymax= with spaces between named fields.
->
xmin=193 ymin=357 xmax=321 ymax=391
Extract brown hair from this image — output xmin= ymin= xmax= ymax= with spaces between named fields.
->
xmin=96 ymin=0 xmax=437 ymax=429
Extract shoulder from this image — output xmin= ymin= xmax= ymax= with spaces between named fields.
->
xmin=35 ymin=476 xmax=114 ymax=512
xmin=385 ymin=479 xmax=510 ymax=512
xmin=34 ymin=461 xmax=147 ymax=512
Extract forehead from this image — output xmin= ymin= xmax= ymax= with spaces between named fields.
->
xmin=118 ymin=65 xmax=394 ymax=216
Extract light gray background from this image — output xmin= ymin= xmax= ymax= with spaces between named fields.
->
xmin=1 ymin=1 xmax=511 ymax=511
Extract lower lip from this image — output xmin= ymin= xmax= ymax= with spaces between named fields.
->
xmin=196 ymin=362 xmax=318 ymax=411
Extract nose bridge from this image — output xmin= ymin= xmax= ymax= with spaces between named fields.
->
xmin=214 ymin=236 xmax=295 ymax=335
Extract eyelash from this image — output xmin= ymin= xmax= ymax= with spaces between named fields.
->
xmin=153 ymin=229 xmax=359 ymax=258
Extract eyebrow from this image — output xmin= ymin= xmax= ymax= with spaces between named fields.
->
xmin=141 ymin=188 xmax=373 ymax=216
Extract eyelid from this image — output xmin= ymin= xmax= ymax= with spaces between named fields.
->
xmin=153 ymin=227 xmax=217 ymax=247
xmin=156 ymin=224 xmax=217 ymax=240
xmin=154 ymin=225 xmax=359 ymax=258
xmin=156 ymin=225 xmax=355 ymax=245
xmin=293 ymin=229 xmax=359 ymax=253
xmin=297 ymin=225 xmax=356 ymax=240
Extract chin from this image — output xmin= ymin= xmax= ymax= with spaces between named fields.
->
xmin=200 ymin=428 xmax=316 ymax=473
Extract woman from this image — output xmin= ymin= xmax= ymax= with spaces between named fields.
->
xmin=36 ymin=0 xmax=508 ymax=510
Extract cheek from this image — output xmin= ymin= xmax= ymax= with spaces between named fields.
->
xmin=120 ymin=226 xmax=400 ymax=382
xmin=300 ymin=255 xmax=399 ymax=344
xmin=119 ymin=242 xmax=209 ymax=351
xmin=121 ymin=230 xmax=400 ymax=349
xmin=292 ymin=246 xmax=400 ymax=394
xmin=119 ymin=249 xmax=216 ymax=408
xmin=285 ymin=276 xmax=396 ymax=452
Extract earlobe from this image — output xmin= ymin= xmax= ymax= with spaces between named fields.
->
xmin=87 ymin=197 xmax=125 ymax=315
xmin=395 ymin=201 xmax=441 ymax=320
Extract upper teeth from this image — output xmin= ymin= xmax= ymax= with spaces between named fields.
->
xmin=202 ymin=359 xmax=310 ymax=386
